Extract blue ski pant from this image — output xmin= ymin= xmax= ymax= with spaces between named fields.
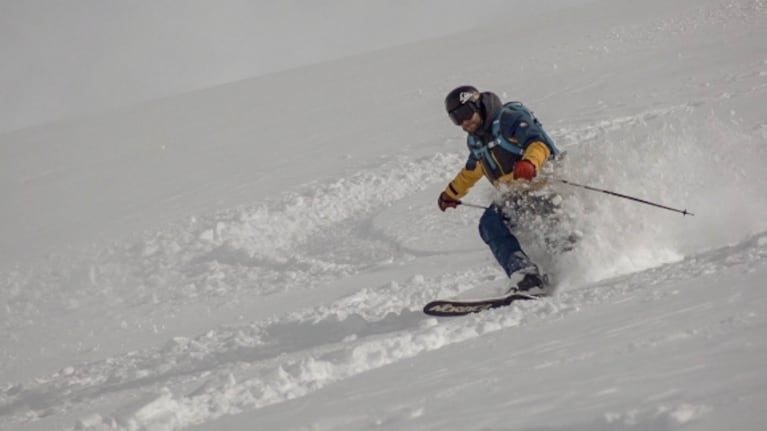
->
xmin=478 ymin=204 xmax=529 ymax=277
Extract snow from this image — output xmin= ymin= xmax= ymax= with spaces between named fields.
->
xmin=0 ymin=0 xmax=589 ymax=133
xmin=1 ymin=0 xmax=767 ymax=430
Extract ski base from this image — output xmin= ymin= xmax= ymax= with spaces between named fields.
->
xmin=423 ymin=293 xmax=540 ymax=317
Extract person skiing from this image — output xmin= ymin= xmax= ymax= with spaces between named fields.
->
xmin=438 ymin=85 xmax=560 ymax=295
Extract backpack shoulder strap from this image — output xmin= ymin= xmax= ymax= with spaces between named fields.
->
xmin=493 ymin=102 xmax=560 ymax=157
xmin=466 ymin=135 xmax=499 ymax=170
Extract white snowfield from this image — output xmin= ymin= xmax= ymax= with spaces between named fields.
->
xmin=2 ymin=0 xmax=767 ymax=430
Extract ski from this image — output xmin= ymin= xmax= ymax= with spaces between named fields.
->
xmin=423 ymin=292 xmax=540 ymax=317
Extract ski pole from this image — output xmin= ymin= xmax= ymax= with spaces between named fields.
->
xmin=458 ymin=202 xmax=489 ymax=210
xmin=556 ymin=178 xmax=694 ymax=216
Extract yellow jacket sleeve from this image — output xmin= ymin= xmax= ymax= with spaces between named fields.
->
xmin=521 ymin=141 xmax=551 ymax=174
xmin=443 ymin=163 xmax=484 ymax=200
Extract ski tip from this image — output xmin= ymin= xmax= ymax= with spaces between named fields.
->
xmin=422 ymin=293 xmax=541 ymax=317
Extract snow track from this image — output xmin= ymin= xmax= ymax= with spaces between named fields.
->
xmin=2 ymin=231 xmax=765 ymax=430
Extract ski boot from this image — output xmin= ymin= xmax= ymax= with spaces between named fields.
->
xmin=507 ymin=266 xmax=551 ymax=297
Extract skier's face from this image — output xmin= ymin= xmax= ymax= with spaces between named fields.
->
xmin=461 ymin=112 xmax=482 ymax=134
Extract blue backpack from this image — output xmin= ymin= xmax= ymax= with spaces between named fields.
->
xmin=467 ymin=102 xmax=560 ymax=170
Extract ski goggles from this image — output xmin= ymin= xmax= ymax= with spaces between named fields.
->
xmin=448 ymin=102 xmax=477 ymax=125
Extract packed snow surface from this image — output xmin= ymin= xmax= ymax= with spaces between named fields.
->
xmin=1 ymin=0 xmax=766 ymax=430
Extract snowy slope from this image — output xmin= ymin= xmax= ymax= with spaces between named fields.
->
xmin=2 ymin=0 xmax=767 ymax=430
xmin=2 ymin=0 xmax=576 ymax=133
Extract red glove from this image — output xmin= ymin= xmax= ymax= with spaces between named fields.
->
xmin=438 ymin=192 xmax=460 ymax=211
xmin=513 ymin=159 xmax=536 ymax=180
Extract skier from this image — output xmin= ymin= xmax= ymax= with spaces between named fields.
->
xmin=438 ymin=85 xmax=560 ymax=296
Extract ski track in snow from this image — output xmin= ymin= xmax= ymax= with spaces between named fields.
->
xmin=1 ymin=152 xmax=462 ymax=330
xmin=3 ymin=233 xmax=765 ymax=431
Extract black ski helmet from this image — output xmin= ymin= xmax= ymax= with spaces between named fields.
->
xmin=445 ymin=85 xmax=480 ymax=125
